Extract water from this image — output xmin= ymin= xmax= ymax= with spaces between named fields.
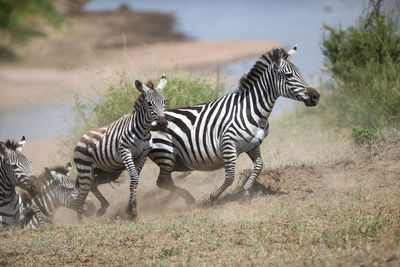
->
xmin=84 ymin=0 xmax=367 ymax=83
xmin=85 ymin=0 xmax=367 ymax=116
xmin=1 ymin=0 xmax=367 ymax=141
xmin=0 ymin=101 xmax=74 ymax=141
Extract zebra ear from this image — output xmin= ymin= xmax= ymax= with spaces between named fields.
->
xmin=156 ymin=74 xmax=167 ymax=91
xmin=50 ymin=170 xmax=63 ymax=183
xmin=0 ymin=142 xmax=10 ymax=159
xmin=287 ymin=45 xmax=298 ymax=61
xmin=66 ymin=162 xmax=72 ymax=176
xmin=17 ymin=136 xmax=26 ymax=153
xmin=135 ymin=80 xmax=149 ymax=93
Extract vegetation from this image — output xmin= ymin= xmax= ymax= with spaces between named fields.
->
xmin=0 ymin=0 xmax=64 ymax=60
xmin=71 ymin=71 xmax=224 ymax=137
xmin=320 ymin=0 xmax=400 ymax=129
xmin=2 ymin=150 xmax=399 ymax=265
xmin=351 ymin=127 xmax=377 ymax=145
xmin=2 ymin=1 xmax=400 ymax=266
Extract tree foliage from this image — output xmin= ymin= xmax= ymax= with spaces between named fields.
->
xmin=320 ymin=0 xmax=400 ymax=129
xmin=0 ymin=0 xmax=64 ymax=60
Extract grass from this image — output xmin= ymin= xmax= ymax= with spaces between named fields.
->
xmin=69 ymin=70 xmax=225 ymax=141
xmin=2 ymin=137 xmax=400 ymax=265
xmin=1 ymin=189 xmax=399 ymax=265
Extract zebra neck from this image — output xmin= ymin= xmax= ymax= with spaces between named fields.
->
xmin=0 ymin=188 xmax=16 ymax=206
xmin=237 ymin=80 xmax=277 ymax=123
xmin=131 ymin=108 xmax=152 ymax=139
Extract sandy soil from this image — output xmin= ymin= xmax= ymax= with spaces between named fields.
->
xmin=0 ymin=40 xmax=283 ymax=111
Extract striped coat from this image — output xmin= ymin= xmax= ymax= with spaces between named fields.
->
xmin=21 ymin=163 xmax=95 ymax=228
xmin=0 ymin=138 xmax=36 ymax=227
xmin=148 ymin=46 xmax=320 ymax=204
xmin=74 ymin=75 xmax=167 ymax=220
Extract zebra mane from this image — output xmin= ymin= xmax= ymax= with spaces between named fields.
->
xmin=237 ymin=48 xmax=288 ymax=92
xmin=146 ymin=80 xmax=155 ymax=89
xmin=4 ymin=139 xmax=19 ymax=151
xmin=0 ymin=142 xmax=6 ymax=155
xmin=36 ymin=165 xmax=70 ymax=184
xmin=20 ymin=165 xmax=73 ymax=202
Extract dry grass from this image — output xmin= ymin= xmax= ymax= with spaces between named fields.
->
xmin=1 ymin=132 xmax=400 ymax=266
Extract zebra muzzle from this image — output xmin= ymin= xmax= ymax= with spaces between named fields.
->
xmin=156 ymin=116 xmax=168 ymax=129
xmin=305 ymin=87 xmax=320 ymax=106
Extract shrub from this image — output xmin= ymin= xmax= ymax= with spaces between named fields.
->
xmin=71 ymin=71 xmax=225 ymax=138
xmin=0 ymin=0 xmax=64 ymax=60
xmin=351 ymin=127 xmax=377 ymax=145
xmin=320 ymin=0 xmax=400 ymax=129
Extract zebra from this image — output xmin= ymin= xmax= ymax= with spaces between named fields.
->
xmin=20 ymin=162 xmax=96 ymax=228
xmin=74 ymin=74 xmax=168 ymax=220
xmin=148 ymin=46 xmax=320 ymax=205
xmin=0 ymin=137 xmax=37 ymax=227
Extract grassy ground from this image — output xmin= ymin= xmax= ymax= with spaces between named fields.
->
xmin=1 ymin=129 xmax=399 ymax=266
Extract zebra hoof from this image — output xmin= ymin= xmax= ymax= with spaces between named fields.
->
xmin=240 ymin=193 xmax=251 ymax=204
xmin=125 ymin=205 xmax=137 ymax=220
xmin=96 ymin=208 xmax=106 ymax=217
xmin=201 ymin=198 xmax=216 ymax=208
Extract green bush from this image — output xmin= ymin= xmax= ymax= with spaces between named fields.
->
xmin=351 ymin=127 xmax=377 ymax=145
xmin=71 ymin=71 xmax=224 ymax=137
xmin=320 ymin=1 xmax=400 ymax=129
xmin=0 ymin=0 xmax=64 ymax=60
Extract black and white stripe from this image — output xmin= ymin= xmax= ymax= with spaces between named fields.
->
xmin=0 ymin=137 xmax=36 ymax=227
xmin=74 ymin=75 xmax=168 ymax=220
xmin=21 ymin=163 xmax=96 ymax=228
xmin=148 ymin=46 xmax=320 ymax=204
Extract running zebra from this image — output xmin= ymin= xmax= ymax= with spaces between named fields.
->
xmin=148 ymin=46 xmax=320 ymax=204
xmin=0 ymin=137 xmax=37 ymax=227
xmin=74 ymin=74 xmax=168 ymax=220
xmin=20 ymin=163 xmax=96 ymax=228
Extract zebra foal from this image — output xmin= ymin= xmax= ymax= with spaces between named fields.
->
xmin=20 ymin=162 xmax=96 ymax=228
xmin=0 ymin=137 xmax=37 ymax=227
xmin=148 ymin=46 xmax=320 ymax=204
xmin=74 ymin=74 xmax=168 ymax=220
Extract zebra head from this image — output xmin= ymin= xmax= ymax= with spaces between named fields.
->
xmin=49 ymin=163 xmax=96 ymax=217
xmin=271 ymin=46 xmax=320 ymax=106
xmin=4 ymin=136 xmax=36 ymax=192
xmin=134 ymin=74 xmax=168 ymax=129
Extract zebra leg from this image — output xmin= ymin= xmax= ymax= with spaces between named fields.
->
xmin=243 ymin=146 xmax=263 ymax=202
xmin=209 ymin=143 xmax=237 ymax=203
xmin=26 ymin=206 xmax=46 ymax=229
xmin=18 ymin=200 xmax=37 ymax=228
xmin=120 ymin=149 xmax=140 ymax=220
xmin=74 ymin=165 xmax=94 ymax=221
xmin=156 ymin=168 xmax=195 ymax=206
xmin=135 ymin=157 xmax=147 ymax=176
xmin=18 ymin=207 xmax=34 ymax=227
xmin=91 ymin=186 xmax=109 ymax=217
